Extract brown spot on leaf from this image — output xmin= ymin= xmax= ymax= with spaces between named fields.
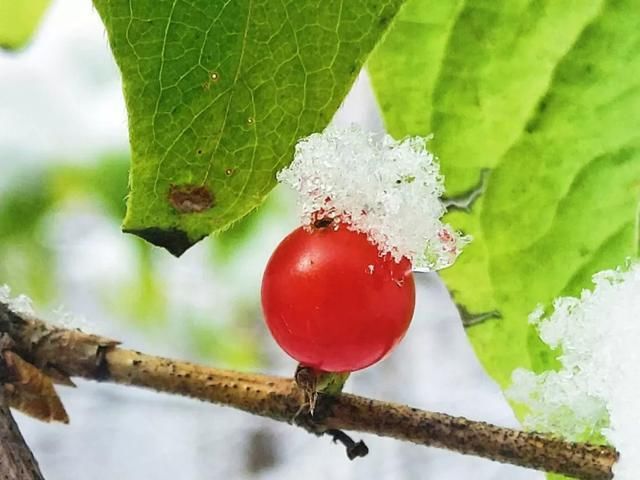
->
xmin=169 ymin=184 xmax=215 ymax=214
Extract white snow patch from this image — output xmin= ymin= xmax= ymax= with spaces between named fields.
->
xmin=0 ymin=284 xmax=86 ymax=329
xmin=507 ymin=264 xmax=640 ymax=478
xmin=0 ymin=285 xmax=36 ymax=318
xmin=0 ymin=285 xmax=10 ymax=304
xmin=50 ymin=304 xmax=89 ymax=329
xmin=278 ymin=126 xmax=468 ymax=270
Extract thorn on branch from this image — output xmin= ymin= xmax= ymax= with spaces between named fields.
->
xmin=326 ymin=429 xmax=369 ymax=460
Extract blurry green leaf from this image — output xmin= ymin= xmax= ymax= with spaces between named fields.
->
xmin=87 ymin=155 xmax=130 ymax=218
xmin=0 ymin=173 xmax=51 ymax=238
xmin=114 ymin=241 xmax=168 ymax=329
xmin=0 ymin=0 xmax=50 ymax=50
xmin=370 ymin=0 xmax=640 ymax=395
xmin=0 ymin=156 xmax=130 ymax=304
xmin=211 ymin=208 xmax=265 ymax=264
xmin=51 ymin=155 xmax=129 ymax=216
xmin=210 ymin=187 xmax=289 ymax=264
xmin=187 ymin=309 xmax=261 ymax=368
xmin=92 ymin=0 xmax=405 ymax=256
xmin=0 ymin=173 xmax=54 ymax=301
xmin=0 ymin=243 xmax=54 ymax=303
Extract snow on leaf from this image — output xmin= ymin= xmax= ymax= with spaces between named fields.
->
xmin=508 ymin=264 xmax=640 ymax=478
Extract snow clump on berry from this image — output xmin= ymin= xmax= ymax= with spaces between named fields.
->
xmin=277 ymin=125 xmax=468 ymax=270
xmin=507 ymin=264 xmax=640 ymax=479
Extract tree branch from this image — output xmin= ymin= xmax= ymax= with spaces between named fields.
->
xmin=0 ymin=302 xmax=617 ymax=480
xmin=0 ymin=406 xmax=46 ymax=480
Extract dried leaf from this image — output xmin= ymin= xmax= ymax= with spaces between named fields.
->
xmin=3 ymin=351 xmax=69 ymax=423
xmin=42 ymin=365 xmax=75 ymax=387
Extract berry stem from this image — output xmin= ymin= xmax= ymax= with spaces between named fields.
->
xmin=294 ymin=365 xmax=349 ymax=415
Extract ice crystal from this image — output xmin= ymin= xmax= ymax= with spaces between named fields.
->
xmin=0 ymin=285 xmax=86 ymax=329
xmin=278 ymin=126 xmax=468 ymax=269
xmin=0 ymin=284 xmax=35 ymax=318
xmin=507 ymin=264 xmax=640 ymax=478
xmin=51 ymin=305 xmax=88 ymax=329
xmin=0 ymin=285 xmax=9 ymax=304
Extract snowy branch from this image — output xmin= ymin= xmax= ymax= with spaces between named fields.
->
xmin=0 ymin=302 xmax=616 ymax=480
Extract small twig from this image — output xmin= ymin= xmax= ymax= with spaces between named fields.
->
xmin=0 ymin=302 xmax=618 ymax=480
xmin=326 ymin=429 xmax=369 ymax=460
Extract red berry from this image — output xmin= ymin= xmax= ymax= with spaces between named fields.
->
xmin=261 ymin=223 xmax=415 ymax=372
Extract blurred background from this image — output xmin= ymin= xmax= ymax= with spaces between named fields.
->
xmin=0 ymin=1 xmax=542 ymax=478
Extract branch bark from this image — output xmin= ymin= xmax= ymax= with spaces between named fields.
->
xmin=0 ymin=406 xmax=46 ymax=480
xmin=0 ymin=302 xmax=617 ymax=480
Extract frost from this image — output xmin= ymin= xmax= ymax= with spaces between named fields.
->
xmin=527 ymin=304 xmax=545 ymax=325
xmin=0 ymin=284 xmax=35 ymax=318
xmin=11 ymin=295 xmax=36 ymax=317
xmin=278 ymin=125 xmax=469 ymax=270
xmin=0 ymin=284 xmax=86 ymax=329
xmin=507 ymin=264 xmax=640 ymax=478
xmin=0 ymin=285 xmax=10 ymax=304
xmin=51 ymin=305 xmax=88 ymax=329
xmin=508 ymin=369 xmax=609 ymax=442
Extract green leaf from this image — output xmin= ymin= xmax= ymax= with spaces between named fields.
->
xmin=93 ymin=0 xmax=404 ymax=256
xmin=0 ymin=172 xmax=55 ymax=301
xmin=370 ymin=0 xmax=640 ymax=388
xmin=0 ymin=0 xmax=50 ymax=50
